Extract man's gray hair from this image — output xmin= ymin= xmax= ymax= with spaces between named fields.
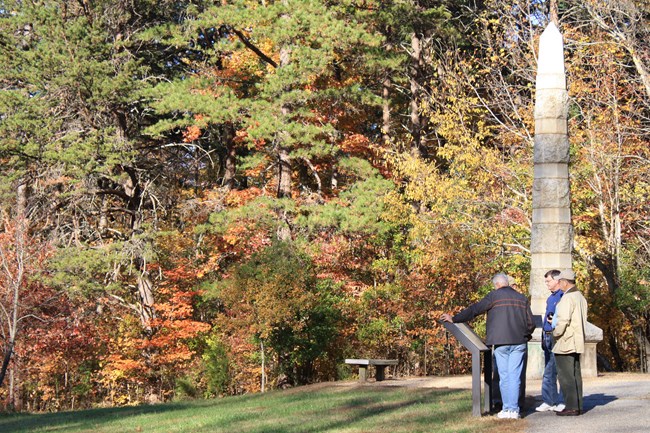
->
xmin=492 ymin=273 xmax=510 ymax=288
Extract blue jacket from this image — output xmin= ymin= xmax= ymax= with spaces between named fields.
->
xmin=452 ymin=286 xmax=535 ymax=346
xmin=543 ymin=289 xmax=564 ymax=332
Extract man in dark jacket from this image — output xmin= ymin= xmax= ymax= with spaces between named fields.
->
xmin=442 ymin=273 xmax=535 ymax=419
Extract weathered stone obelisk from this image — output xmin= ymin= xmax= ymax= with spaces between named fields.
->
xmin=530 ymin=22 xmax=572 ymax=317
xmin=528 ymin=22 xmax=602 ymax=379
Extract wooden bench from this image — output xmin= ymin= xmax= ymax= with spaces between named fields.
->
xmin=345 ymin=359 xmax=398 ymax=382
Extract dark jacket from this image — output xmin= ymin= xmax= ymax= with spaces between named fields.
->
xmin=452 ymin=286 xmax=535 ymax=346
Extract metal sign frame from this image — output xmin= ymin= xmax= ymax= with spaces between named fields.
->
xmin=442 ymin=321 xmax=493 ymax=416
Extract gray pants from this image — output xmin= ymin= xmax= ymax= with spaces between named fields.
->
xmin=555 ymin=353 xmax=583 ymax=411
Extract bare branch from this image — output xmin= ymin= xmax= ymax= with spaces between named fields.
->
xmin=231 ymin=28 xmax=278 ymax=69
xmin=17 ymin=314 xmax=47 ymax=324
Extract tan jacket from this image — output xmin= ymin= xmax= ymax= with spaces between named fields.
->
xmin=552 ymin=286 xmax=588 ymax=354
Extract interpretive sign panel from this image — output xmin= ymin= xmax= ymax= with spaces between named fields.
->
xmin=444 ymin=322 xmax=489 ymax=353
xmin=442 ymin=321 xmax=492 ymax=417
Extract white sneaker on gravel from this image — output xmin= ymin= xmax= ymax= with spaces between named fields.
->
xmin=553 ymin=403 xmax=566 ymax=412
xmin=535 ymin=402 xmax=555 ymax=412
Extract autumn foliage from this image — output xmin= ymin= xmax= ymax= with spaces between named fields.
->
xmin=0 ymin=0 xmax=649 ymax=412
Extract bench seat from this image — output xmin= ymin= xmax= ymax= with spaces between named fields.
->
xmin=345 ymin=359 xmax=398 ymax=382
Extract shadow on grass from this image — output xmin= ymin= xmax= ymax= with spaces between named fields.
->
xmin=200 ymin=386 xmax=475 ymax=433
xmin=0 ymin=402 xmax=191 ymax=433
xmin=0 ymin=385 xmax=481 ymax=433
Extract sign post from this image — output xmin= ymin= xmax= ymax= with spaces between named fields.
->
xmin=442 ymin=321 xmax=493 ymax=416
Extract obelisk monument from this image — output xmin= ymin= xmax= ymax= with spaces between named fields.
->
xmin=528 ymin=22 xmax=602 ymax=379
xmin=530 ymin=22 xmax=572 ymax=316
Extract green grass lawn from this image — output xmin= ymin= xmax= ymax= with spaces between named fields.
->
xmin=0 ymin=382 xmax=515 ymax=433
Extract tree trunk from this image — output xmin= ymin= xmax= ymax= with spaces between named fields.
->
xmin=382 ymin=76 xmax=391 ymax=145
xmin=118 ymin=164 xmax=157 ymax=332
xmin=9 ymin=367 xmax=14 ymax=409
xmin=137 ymin=273 xmax=155 ymax=333
xmin=0 ymin=183 xmax=27 ymax=390
xmin=11 ymin=356 xmax=21 ymax=410
xmin=274 ymin=7 xmax=293 ymax=242
xmin=276 ymin=147 xmax=292 ymax=241
xmin=409 ymin=32 xmax=423 ymax=156
xmin=16 ymin=183 xmax=27 ymax=219
xmin=629 ymin=47 xmax=650 ymax=101
xmin=423 ymin=337 xmax=428 ymax=376
xmin=0 ymin=342 xmax=13 ymax=387
xmin=223 ymin=123 xmax=237 ymax=191
xmin=277 ymin=40 xmax=292 ymax=201
xmin=608 ymin=331 xmax=626 ymax=371
xmin=636 ymin=323 xmax=650 ymax=373
xmin=277 ymin=147 xmax=292 ymax=199
xmin=99 ymin=194 xmax=108 ymax=234
xmin=331 ymin=166 xmax=338 ymax=190
xmin=301 ymin=157 xmax=321 ymax=195
xmin=260 ymin=340 xmax=266 ymax=393
xmin=593 ymin=255 xmax=618 ymax=296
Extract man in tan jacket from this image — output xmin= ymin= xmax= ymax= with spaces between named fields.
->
xmin=552 ymin=269 xmax=588 ymax=416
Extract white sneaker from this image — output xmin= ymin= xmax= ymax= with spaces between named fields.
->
xmin=535 ymin=402 xmax=554 ymax=412
xmin=497 ymin=410 xmax=510 ymax=419
xmin=497 ymin=410 xmax=520 ymax=419
xmin=553 ymin=403 xmax=566 ymax=412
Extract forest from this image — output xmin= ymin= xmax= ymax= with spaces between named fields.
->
xmin=0 ymin=0 xmax=649 ymax=412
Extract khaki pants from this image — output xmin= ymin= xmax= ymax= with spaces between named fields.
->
xmin=555 ymin=353 xmax=583 ymax=411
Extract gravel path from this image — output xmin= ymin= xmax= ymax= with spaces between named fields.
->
xmin=342 ymin=372 xmax=650 ymax=433
xmin=524 ymin=373 xmax=650 ymax=433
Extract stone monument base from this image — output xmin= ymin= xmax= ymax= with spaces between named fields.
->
xmin=526 ymin=321 xmax=603 ymax=379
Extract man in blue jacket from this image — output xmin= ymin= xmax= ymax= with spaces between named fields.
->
xmin=535 ymin=269 xmax=565 ymax=412
xmin=442 ymin=273 xmax=535 ymax=419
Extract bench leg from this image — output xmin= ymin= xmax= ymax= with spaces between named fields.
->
xmin=376 ymin=365 xmax=386 ymax=381
xmin=358 ymin=366 xmax=368 ymax=382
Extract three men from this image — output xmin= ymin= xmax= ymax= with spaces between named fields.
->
xmin=441 ymin=273 xmax=535 ymax=419
xmin=535 ymin=269 xmax=565 ymax=412
xmin=552 ymin=269 xmax=587 ymax=416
